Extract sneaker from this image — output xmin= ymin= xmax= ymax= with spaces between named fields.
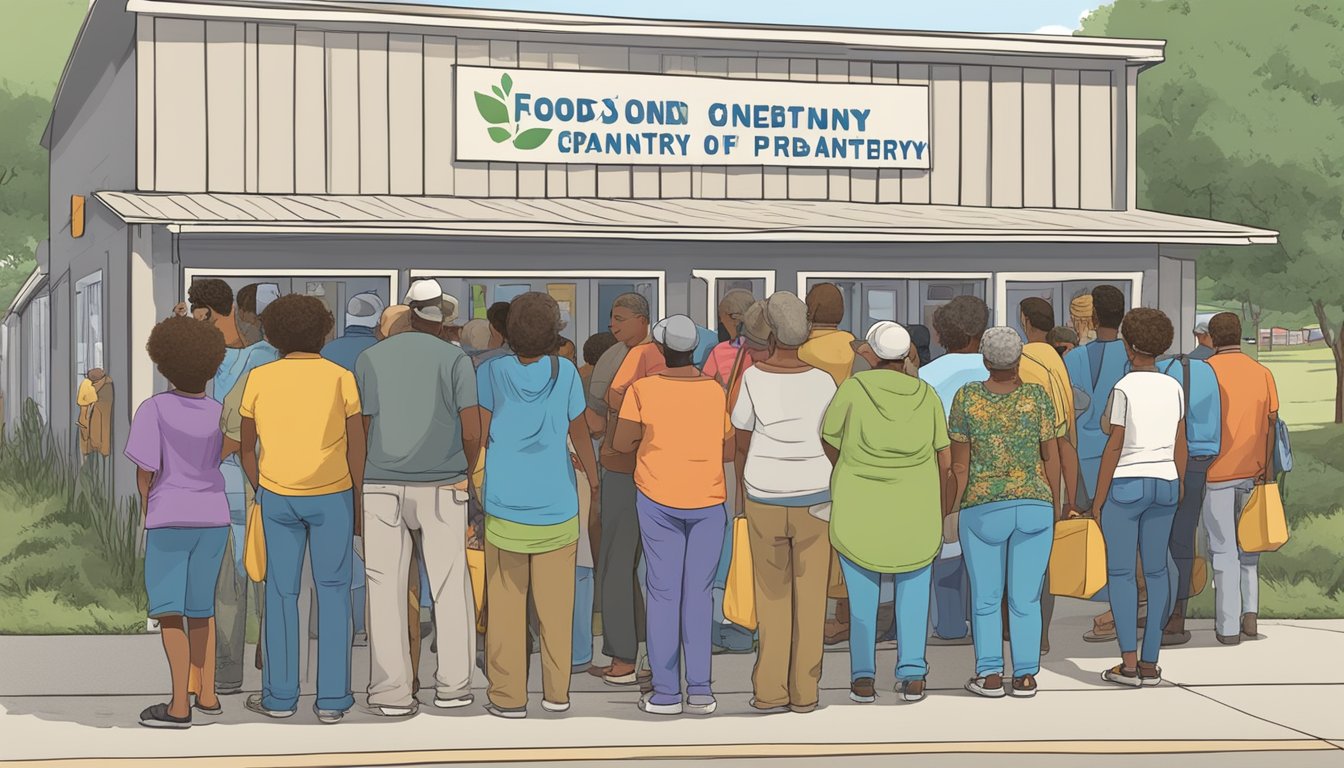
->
xmin=1101 ymin=664 xmax=1143 ymax=688
xmin=1216 ymin=633 xmax=1242 ymax=646
xmin=1010 ymin=675 xmax=1038 ymax=698
xmin=541 ymin=699 xmax=570 ymax=713
xmin=748 ymin=697 xmax=790 ymax=714
xmin=966 ymin=673 xmax=1006 ymax=698
xmin=139 ymin=703 xmax=192 ymax=729
xmin=484 ymin=703 xmax=527 ymax=719
xmin=899 ymin=679 xmax=926 ymax=703
xmin=1242 ymin=612 xmax=1259 ymax=640
xmin=850 ymin=677 xmax=877 ymax=703
xmin=1138 ymin=664 xmax=1163 ymax=687
xmin=637 ymin=695 xmax=682 ymax=715
xmin=376 ymin=703 xmax=418 ymax=717
xmin=313 ymin=705 xmax=345 ymax=724
xmin=685 ymin=695 xmax=717 ymax=715
xmin=434 ymin=694 xmax=475 ymax=710
xmin=245 ymin=694 xmax=295 ymax=719
xmin=353 ymin=632 xmax=369 ymax=648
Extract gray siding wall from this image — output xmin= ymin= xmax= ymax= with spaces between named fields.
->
xmin=136 ymin=17 xmax=1128 ymax=210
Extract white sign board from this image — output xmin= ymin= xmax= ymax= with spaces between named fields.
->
xmin=454 ymin=66 xmax=930 ymax=169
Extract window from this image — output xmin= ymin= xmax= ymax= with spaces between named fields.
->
xmin=25 ymin=294 xmax=51 ymax=422
xmin=75 ymin=272 xmax=103 ymax=383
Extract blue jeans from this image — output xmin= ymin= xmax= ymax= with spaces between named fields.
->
xmin=1101 ymin=477 xmax=1179 ymax=663
xmin=572 ymin=566 xmax=594 ymax=666
xmin=931 ymin=555 xmax=969 ymax=639
xmin=259 ymin=488 xmax=356 ymax=713
xmin=838 ymin=555 xmax=931 ymax=682
xmin=1079 ymin=456 xmax=1102 ymax=507
xmin=960 ymin=499 xmax=1054 ymax=677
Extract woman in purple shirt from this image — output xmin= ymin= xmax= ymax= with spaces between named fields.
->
xmin=125 ymin=317 xmax=229 ymax=729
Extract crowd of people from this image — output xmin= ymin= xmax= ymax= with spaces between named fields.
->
xmin=126 ymin=276 xmax=1283 ymax=727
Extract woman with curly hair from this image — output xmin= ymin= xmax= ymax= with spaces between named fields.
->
xmin=476 ymin=292 xmax=599 ymax=718
xmin=125 ymin=316 xmax=229 ymax=728
xmin=1094 ymin=308 xmax=1187 ymax=687
xmin=238 ymin=294 xmax=366 ymax=724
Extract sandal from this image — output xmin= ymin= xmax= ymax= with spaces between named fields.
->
xmin=1138 ymin=663 xmax=1163 ymax=687
xmin=1101 ymin=664 xmax=1142 ymax=688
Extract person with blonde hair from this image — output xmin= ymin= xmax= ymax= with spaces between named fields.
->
xmin=731 ymin=292 xmax=837 ymax=714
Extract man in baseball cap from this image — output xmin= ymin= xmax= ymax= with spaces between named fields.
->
xmin=1191 ymin=321 xmax=1214 ymax=360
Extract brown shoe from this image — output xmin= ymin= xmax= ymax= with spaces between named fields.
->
xmin=1010 ymin=675 xmax=1038 ymax=698
xmin=899 ymin=679 xmax=926 ymax=703
xmin=1216 ymin=633 xmax=1241 ymax=646
xmin=823 ymin=618 xmax=850 ymax=645
xmin=603 ymin=660 xmax=638 ymax=685
xmin=1242 ymin=612 xmax=1259 ymax=639
xmin=1162 ymin=604 xmax=1191 ymax=646
xmin=966 ymin=673 xmax=1005 ymax=698
xmin=849 ymin=677 xmax=876 ymax=703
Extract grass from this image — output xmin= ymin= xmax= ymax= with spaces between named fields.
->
xmin=1186 ymin=343 xmax=1344 ymax=619
xmin=0 ymin=401 xmax=146 ymax=634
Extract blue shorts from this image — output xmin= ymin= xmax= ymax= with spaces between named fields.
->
xmin=145 ymin=526 xmax=229 ymax=619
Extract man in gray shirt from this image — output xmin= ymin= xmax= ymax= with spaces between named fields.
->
xmin=356 ymin=278 xmax=482 ymax=717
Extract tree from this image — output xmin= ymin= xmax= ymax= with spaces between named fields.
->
xmin=1082 ymin=0 xmax=1344 ymax=423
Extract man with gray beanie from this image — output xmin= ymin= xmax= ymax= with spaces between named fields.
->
xmin=320 ymin=292 xmax=386 ymax=373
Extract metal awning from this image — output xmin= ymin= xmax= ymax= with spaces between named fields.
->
xmin=95 ymin=192 xmax=1278 ymax=246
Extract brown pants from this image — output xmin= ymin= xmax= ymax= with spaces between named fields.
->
xmin=744 ymin=499 xmax=831 ymax=710
xmin=485 ymin=540 xmax=577 ymax=710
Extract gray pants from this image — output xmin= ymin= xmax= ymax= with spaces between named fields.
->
xmin=363 ymin=482 xmax=474 ymax=708
xmin=597 ymin=470 xmax=645 ymax=662
xmin=1203 ymin=478 xmax=1259 ymax=637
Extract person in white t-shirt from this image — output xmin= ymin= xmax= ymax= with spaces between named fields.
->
xmin=730 ymin=292 xmax=838 ymax=714
xmin=1093 ymin=308 xmax=1187 ymax=689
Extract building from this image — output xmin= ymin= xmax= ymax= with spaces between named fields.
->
xmin=7 ymin=0 xmax=1277 ymax=496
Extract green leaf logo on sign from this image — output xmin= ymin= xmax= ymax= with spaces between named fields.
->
xmin=474 ymin=73 xmax=552 ymax=151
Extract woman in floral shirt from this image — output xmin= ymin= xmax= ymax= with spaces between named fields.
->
xmin=947 ymin=327 xmax=1061 ymax=700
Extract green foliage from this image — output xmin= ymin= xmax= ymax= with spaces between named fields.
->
xmin=474 ymin=90 xmax=510 ymax=125
xmin=512 ymin=127 xmax=553 ymax=150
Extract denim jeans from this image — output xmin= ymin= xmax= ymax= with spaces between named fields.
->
xmin=838 ymin=555 xmax=931 ymax=682
xmin=930 ymin=555 xmax=970 ymax=639
xmin=1101 ymin=477 xmax=1179 ymax=663
xmin=1203 ymin=478 xmax=1260 ymax=637
xmin=636 ymin=491 xmax=726 ymax=706
xmin=259 ymin=488 xmax=355 ymax=713
xmin=1171 ymin=457 xmax=1213 ymax=601
xmin=573 ymin=566 xmax=595 ymax=667
xmin=960 ymin=499 xmax=1054 ymax=678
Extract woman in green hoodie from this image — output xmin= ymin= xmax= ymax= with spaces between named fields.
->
xmin=822 ymin=321 xmax=953 ymax=705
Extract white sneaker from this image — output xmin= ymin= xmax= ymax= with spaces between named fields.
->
xmin=685 ymin=695 xmax=717 ymax=715
xmin=434 ymin=694 xmax=475 ymax=709
xmin=541 ymin=699 xmax=570 ymax=713
xmin=376 ymin=704 xmax=418 ymax=717
xmin=638 ymin=695 xmax=683 ymax=715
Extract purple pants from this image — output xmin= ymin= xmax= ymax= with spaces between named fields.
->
xmin=635 ymin=490 xmax=727 ymax=706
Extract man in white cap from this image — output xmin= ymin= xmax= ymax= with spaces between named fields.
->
xmin=357 ymin=276 xmax=482 ymax=717
xmin=1191 ymin=321 xmax=1215 ymax=360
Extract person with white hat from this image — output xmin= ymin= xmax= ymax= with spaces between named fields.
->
xmin=611 ymin=315 xmax=733 ymax=716
xmin=1191 ymin=320 xmax=1215 ymax=360
xmin=822 ymin=321 xmax=951 ymax=705
xmin=356 ymin=277 xmax=482 ymax=718
xmin=947 ymin=326 xmax=1061 ymax=700
xmin=730 ymin=292 xmax=836 ymax=715
xmin=405 ymin=278 xmax=462 ymax=344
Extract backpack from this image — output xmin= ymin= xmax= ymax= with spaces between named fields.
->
xmin=1157 ymin=354 xmax=1194 ymax=444
xmin=1274 ymin=418 xmax=1294 ymax=475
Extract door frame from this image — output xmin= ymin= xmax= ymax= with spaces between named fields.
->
xmin=993 ymin=271 xmax=1145 ymax=326
xmin=410 ymin=269 xmax=667 ymax=323
xmin=183 ymin=267 xmax=402 ymax=308
xmin=692 ymin=269 xmax=776 ymax=327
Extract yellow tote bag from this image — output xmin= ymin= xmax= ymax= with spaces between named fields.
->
xmin=244 ymin=501 xmax=267 ymax=583
xmin=1048 ymin=517 xmax=1107 ymax=599
xmin=1238 ymin=482 xmax=1290 ymax=553
xmin=723 ymin=516 xmax=757 ymax=631
xmin=467 ymin=547 xmax=487 ymax=635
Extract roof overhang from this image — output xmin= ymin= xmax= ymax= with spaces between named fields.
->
xmin=95 ymin=192 xmax=1278 ymax=246
xmin=125 ymin=0 xmax=1166 ymax=65
xmin=5 ymin=268 xmax=48 ymax=320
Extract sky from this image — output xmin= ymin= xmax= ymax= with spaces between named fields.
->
xmin=390 ymin=0 xmax=1106 ymax=34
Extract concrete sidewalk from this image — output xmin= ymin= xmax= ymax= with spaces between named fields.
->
xmin=1 ymin=600 xmax=1341 ymax=766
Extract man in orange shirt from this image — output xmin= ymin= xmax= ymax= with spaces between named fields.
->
xmin=613 ymin=315 xmax=733 ymax=716
xmin=1203 ymin=312 xmax=1279 ymax=645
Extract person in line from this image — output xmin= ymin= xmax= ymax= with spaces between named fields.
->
xmin=475 ymin=302 xmax=513 ymax=368
xmin=1204 ymin=312 xmax=1279 ymax=645
xmin=557 ymin=338 xmax=599 ymax=675
xmin=917 ymin=296 xmax=992 ymax=646
xmin=1064 ymin=286 xmax=1138 ymax=644
xmin=701 ymin=289 xmax=758 ymax=388
xmin=1047 ymin=326 xmax=1079 ymax=358
xmin=950 ymin=327 xmax=1061 ymax=699
xmin=460 ymin=319 xmax=494 ymax=365
xmin=232 ymin=282 xmax=276 ymax=347
xmin=1157 ymin=329 xmax=1221 ymax=646
xmin=127 ymin=317 xmax=230 ymax=729
xmin=907 ymin=324 xmax=934 ymax=368
xmin=1017 ymin=298 xmax=1081 ymax=654
xmin=1191 ymin=321 xmax=1215 ymax=360
xmin=1092 ymin=309 xmax=1187 ymax=686
xmin=823 ymin=321 xmax=950 ymax=705
xmin=356 ymin=278 xmax=481 ymax=718
xmin=731 ymin=292 xmax=837 ymax=714
xmin=613 ymin=314 xmax=733 ymax=716
xmin=478 ymin=292 xmax=599 ymax=719
xmin=188 ymin=278 xmax=246 ymax=350
xmin=1070 ymin=293 xmax=1097 ymax=344
xmin=580 ymin=332 xmax=618 ymax=396
xmin=797 ymin=284 xmax=859 ymax=647
xmin=240 ymin=295 xmax=365 ymax=724
xmin=693 ymin=321 xmax=720 ymax=370
xmin=214 ymin=284 xmax=283 ymax=695
xmin=587 ymin=293 xmax=662 ymax=686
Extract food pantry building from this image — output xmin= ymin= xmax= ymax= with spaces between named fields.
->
xmin=6 ymin=0 xmax=1276 ymax=495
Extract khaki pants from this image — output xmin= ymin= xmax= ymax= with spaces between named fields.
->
xmin=363 ymin=482 xmax=475 ymax=708
xmin=485 ymin=540 xmax=577 ymax=711
xmin=744 ymin=499 xmax=831 ymax=710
